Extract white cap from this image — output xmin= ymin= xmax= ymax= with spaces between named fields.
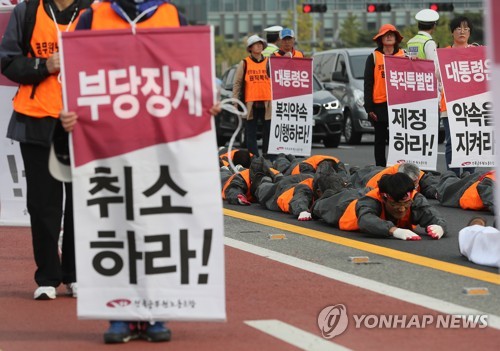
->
xmin=415 ymin=9 xmax=439 ymax=23
xmin=49 ymin=143 xmax=72 ymax=182
xmin=264 ymin=25 xmax=283 ymax=33
xmin=247 ymin=35 xmax=267 ymax=50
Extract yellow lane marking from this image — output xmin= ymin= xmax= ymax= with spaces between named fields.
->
xmin=224 ymin=209 xmax=500 ymax=285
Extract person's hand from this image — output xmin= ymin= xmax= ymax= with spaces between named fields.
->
xmin=237 ymin=194 xmax=251 ymax=206
xmin=393 ymin=228 xmax=421 ymax=241
xmin=46 ymin=52 xmax=60 ymax=74
xmin=368 ymin=112 xmax=378 ymax=122
xmin=427 ymin=225 xmax=444 ymax=239
xmin=59 ymin=111 xmax=78 ymax=132
xmin=208 ymin=102 xmax=221 ymax=116
xmin=298 ymin=211 xmax=312 ymax=221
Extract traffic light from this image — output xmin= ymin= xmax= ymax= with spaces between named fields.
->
xmin=302 ymin=3 xmax=327 ymax=13
xmin=429 ymin=3 xmax=454 ymax=12
xmin=366 ymin=3 xmax=392 ymax=12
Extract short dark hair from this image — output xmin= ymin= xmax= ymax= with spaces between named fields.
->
xmin=266 ymin=33 xmax=279 ymax=43
xmin=418 ymin=22 xmax=436 ymax=31
xmin=449 ymin=16 xmax=473 ymax=33
xmin=232 ymin=150 xmax=253 ymax=168
xmin=378 ymin=173 xmax=415 ymax=201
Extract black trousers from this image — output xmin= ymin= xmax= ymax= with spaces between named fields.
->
xmin=20 ymin=142 xmax=75 ymax=287
xmin=372 ymin=103 xmax=389 ymax=167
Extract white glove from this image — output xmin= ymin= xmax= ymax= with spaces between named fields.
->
xmin=393 ymin=228 xmax=421 ymax=241
xmin=298 ymin=211 xmax=312 ymax=221
xmin=427 ymin=225 xmax=444 ymax=239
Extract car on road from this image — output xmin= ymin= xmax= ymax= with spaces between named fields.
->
xmin=214 ymin=64 xmax=344 ymax=148
xmin=313 ymin=48 xmax=444 ymax=144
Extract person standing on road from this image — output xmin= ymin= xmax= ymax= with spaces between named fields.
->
xmin=273 ymin=28 xmax=304 ymax=58
xmin=233 ymin=35 xmax=272 ymax=158
xmin=363 ymin=24 xmax=405 ymax=167
xmin=262 ymin=25 xmax=282 ymax=57
xmin=406 ymin=9 xmax=440 ymax=64
xmin=59 ymin=0 xmax=192 ymax=344
xmin=440 ymin=16 xmax=477 ymax=177
xmin=0 ymin=0 xmax=93 ymax=301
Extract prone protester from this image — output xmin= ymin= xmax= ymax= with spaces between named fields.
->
xmin=350 ymin=162 xmax=439 ymax=200
xmin=312 ymin=173 xmax=447 ymax=240
xmin=436 ymin=170 xmax=495 ymax=213
xmin=253 ymin=161 xmax=351 ymax=221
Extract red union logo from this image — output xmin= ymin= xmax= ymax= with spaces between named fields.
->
xmin=106 ymin=299 xmax=132 ymax=308
xmin=461 ymin=161 xmax=472 ymax=166
xmin=396 ymin=160 xmax=406 ymax=164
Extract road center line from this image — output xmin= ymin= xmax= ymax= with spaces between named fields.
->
xmin=225 ymin=237 xmax=500 ymax=330
xmin=224 ymin=209 xmax=500 ymax=285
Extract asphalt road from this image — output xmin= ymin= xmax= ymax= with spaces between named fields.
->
xmin=223 ymin=136 xmax=499 ymax=317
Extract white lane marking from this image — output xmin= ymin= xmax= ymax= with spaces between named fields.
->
xmin=245 ymin=319 xmax=351 ymax=351
xmin=225 ymin=238 xmax=500 ymax=330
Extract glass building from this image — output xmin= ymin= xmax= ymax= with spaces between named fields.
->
xmin=174 ymin=1 xmax=483 ymax=43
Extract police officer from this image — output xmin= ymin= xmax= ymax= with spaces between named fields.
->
xmin=262 ymin=25 xmax=282 ymax=57
xmin=406 ymin=9 xmax=440 ymax=63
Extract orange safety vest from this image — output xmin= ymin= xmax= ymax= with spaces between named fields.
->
xmin=459 ymin=171 xmax=496 ymax=210
xmin=90 ymin=2 xmax=180 ymax=29
xmin=338 ymin=188 xmax=416 ymax=231
xmin=222 ymin=169 xmax=252 ymax=201
xmin=244 ymin=56 xmax=271 ymax=102
xmin=291 ymin=155 xmax=340 ymax=175
xmin=366 ymin=164 xmax=424 ymax=192
xmin=372 ymin=49 xmax=405 ymax=104
xmin=12 ymin=1 xmax=85 ymax=118
xmin=274 ymin=49 xmax=304 ymax=58
xmin=277 ymin=178 xmax=314 ymax=213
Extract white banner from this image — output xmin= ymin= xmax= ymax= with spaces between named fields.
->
xmin=60 ymin=27 xmax=225 ymax=321
xmin=385 ymin=56 xmax=439 ymax=170
xmin=268 ymin=56 xmax=313 ymax=157
xmin=437 ymin=46 xmax=494 ymax=168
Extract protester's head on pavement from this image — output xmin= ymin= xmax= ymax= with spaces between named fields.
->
xmin=378 ymin=173 xmax=416 ymax=219
xmin=232 ymin=149 xmax=253 ymax=169
xmin=398 ymin=162 xmax=420 ymax=188
xmin=415 ymin=9 xmax=439 ymax=31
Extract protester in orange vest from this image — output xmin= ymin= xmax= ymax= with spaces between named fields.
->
xmin=272 ymin=28 xmax=304 ymax=58
xmin=436 ymin=170 xmax=495 ymax=212
xmin=232 ymin=35 xmax=272 ymax=158
xmin=350 ymin=162 xmax=439 ymax=199
xmin=218 ymin=147 xmax=253 ymax=169
xmin=312 ymin=173 xmax=447 ymax=240
xmin=58 ymin=0 xmax=222 ymax=345
xmin=440 ymin=16 xmax=478 ymax=177
xmin=1 ymin=0 xmax=93 ymax=303
xmin=254 ymin=169 xmax=349 ymax=221
xmin=363 ymin=24 xmax=405 ymax=167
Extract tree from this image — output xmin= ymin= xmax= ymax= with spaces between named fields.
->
xmin=338 ymin=14 xmax=362 ymax=48
xmin=214 ymin=35 xmax=247 ymax=77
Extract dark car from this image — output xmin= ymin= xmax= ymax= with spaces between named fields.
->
xmin=313 ymin=48 xmax=444 ymax=144
xmin=214 ymin=65 xmax=344 ymax=148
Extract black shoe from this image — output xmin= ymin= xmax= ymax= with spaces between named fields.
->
xmin=141 ymin=322 xmax=171 ymax=342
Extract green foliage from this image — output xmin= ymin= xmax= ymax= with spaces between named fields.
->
xmin=214 ymin=35 xmax=247 ymax=77
xmin=338 ymin=14 xmax=361 ymax=48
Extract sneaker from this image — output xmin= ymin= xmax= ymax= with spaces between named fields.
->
xmin=235 ymin=164 xmax=245 ymax=172
xmin=141 ymin=322 xmax=171 ymax=342
xmin=34 ymin=286 xmax=56 ymax=300
xmin=66 ymin=282 xmax=77 ymax=298
xmin=104 ymin=321 xmax=138 ymax=344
